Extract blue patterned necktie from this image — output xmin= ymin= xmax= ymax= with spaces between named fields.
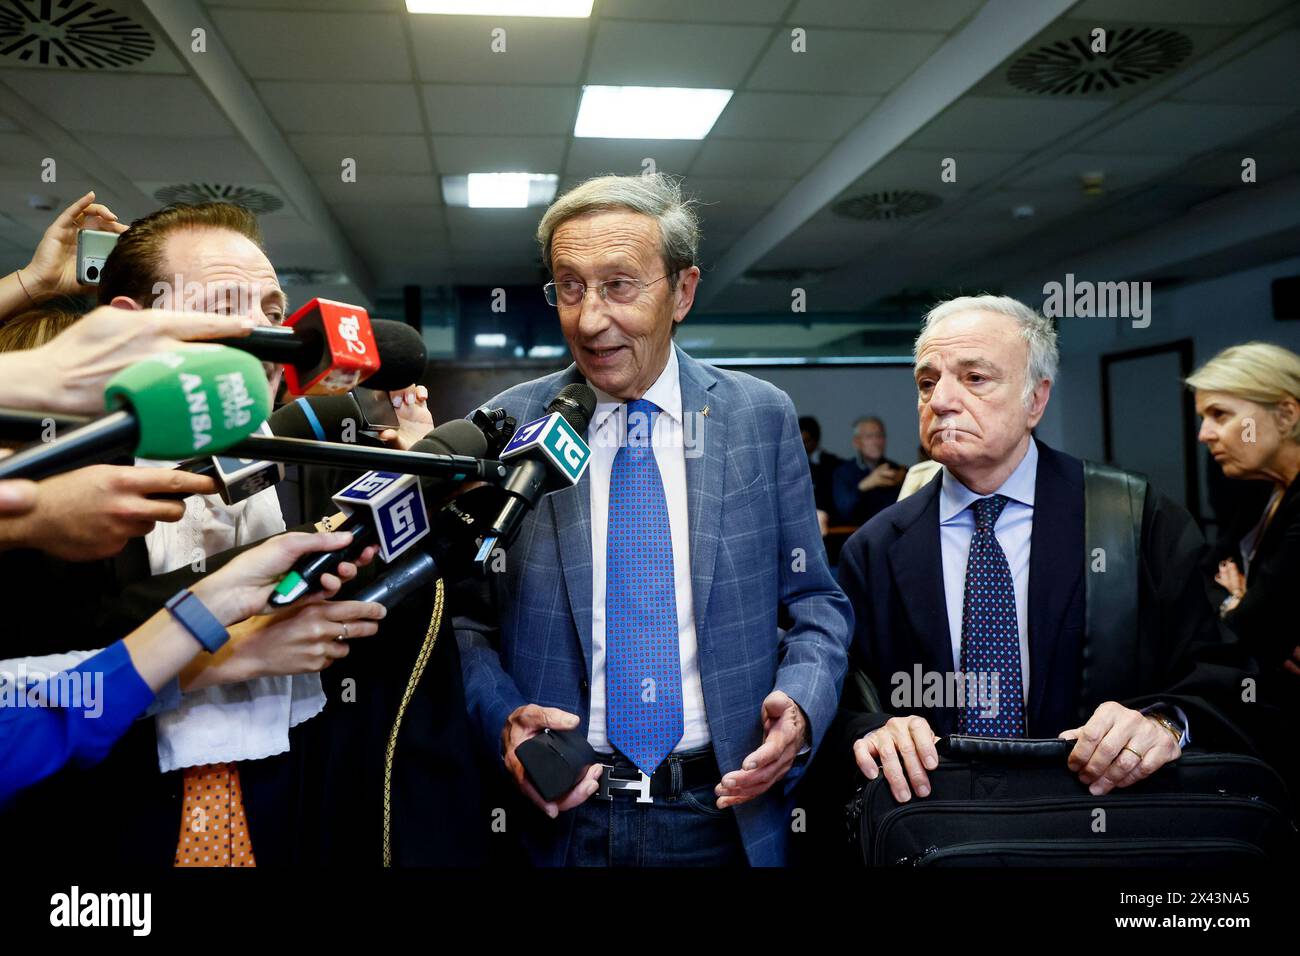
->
xmin=957 ymin=494 xmax=1026 ymax=737
xmin=605 ymin=398 xmax=684 ymax=775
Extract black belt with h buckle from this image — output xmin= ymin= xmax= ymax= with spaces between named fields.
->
xmin=594 ymin=747 xmax=717 ymax=804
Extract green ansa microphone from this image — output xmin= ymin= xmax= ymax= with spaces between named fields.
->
xmin=0 ymin=345 xmax=271 ymax=481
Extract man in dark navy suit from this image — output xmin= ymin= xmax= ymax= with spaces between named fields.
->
xmin=833 ymin=295 xmax=1262 ymax=807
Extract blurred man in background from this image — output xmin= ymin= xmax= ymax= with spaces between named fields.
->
xmin=831 ymin=415 xmax=905 ymax=525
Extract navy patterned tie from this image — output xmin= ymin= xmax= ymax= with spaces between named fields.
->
xmin=957 ymin=494 xmax=1026 ymax=737
xmin=605 ymin=399 xmax=684 ymax=775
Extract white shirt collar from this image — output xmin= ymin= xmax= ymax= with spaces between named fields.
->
xmin=589 ymin=345 xmax=682 ymax=432
xmin=939 ymin=437 xmax=1039 ymax=523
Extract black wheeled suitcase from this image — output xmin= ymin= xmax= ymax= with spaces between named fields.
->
xmin=848 ymin=735 xmax=1297 ymax=866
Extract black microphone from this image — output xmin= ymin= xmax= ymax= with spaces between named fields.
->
xmin=350 ymin=484 xmax=507 ymax=609
xmin=475 ymin=383 xmax=596 ymax=572
xmin=270 ymin=418 xmax=490 ymax=607
xmin=167 ymin=392 xmax=382 ymax=504
xmin=212 ymin=318 xmax=427 ymax=395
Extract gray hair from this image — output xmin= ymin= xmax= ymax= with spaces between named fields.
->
xmin=915 ymin=294 xmax=1059 ymax=407
xmin=536 ymin=174 xmax=699 ymax=287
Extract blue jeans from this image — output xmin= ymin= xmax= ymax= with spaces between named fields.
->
xmin=564 ymin=765 xmax=748 ymax=867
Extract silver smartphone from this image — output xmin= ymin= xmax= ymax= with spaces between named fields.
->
xmin=76 ymin=228 xmax=119 ymax=285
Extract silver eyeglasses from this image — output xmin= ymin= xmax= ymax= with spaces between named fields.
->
xmin=543 ymin=273 xmax=673 ymax=307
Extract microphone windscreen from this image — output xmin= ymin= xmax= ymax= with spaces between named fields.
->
xmin=269 ymin=394 xmax=369 ymax=442
xmin=358 ymin=320 xmax=428 ymax=391
xmin=411 ymin=418 xmax=489 ymax=460
xmin=548 ymin=383 xmax=597 ymax=433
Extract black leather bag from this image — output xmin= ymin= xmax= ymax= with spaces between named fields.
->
xmin=848 ymin=735 xmax=1297 ymax=866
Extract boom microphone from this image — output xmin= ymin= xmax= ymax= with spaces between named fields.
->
xmin=0 ymin=346 xmax=270 ymax=481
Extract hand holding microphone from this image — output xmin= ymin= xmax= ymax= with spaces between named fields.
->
xmin=0 ymin=344 xmax=271 ymax=481
xmin=0 ymin=304 xmax=256 ymax=416
xmin=0 ymin=464 xmax=215 ymax=562
xmin=210 ymin=299 xmax=428 ymax=397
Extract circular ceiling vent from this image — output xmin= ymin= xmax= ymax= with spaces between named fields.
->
xmin=0 ymin=0 xmax=154 ymax=68
xmin=1007 ymin=27 xmax=1193 ymax=95
xmin=153 ymin=183 xmax=284 ymax=214
xmin=832 ymin=190 xmax=942 ymax=221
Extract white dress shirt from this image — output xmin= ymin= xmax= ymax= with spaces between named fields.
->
xmin=938 ymin=439 xmax=1037 ymax=701
xmin=586 ymin=347 xmax=710 ymax=754
xmin=135 ymin=462 xmax=326 ymax=771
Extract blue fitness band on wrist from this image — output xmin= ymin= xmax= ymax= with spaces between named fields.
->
xmin=165 ymin=589 xmax=230 ymax=653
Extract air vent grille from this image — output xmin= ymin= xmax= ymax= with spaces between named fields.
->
xmin=832 ymin=190 xmax=942 ymax=221
xmin=153 ymin=183 xmax=285 ymax=215
xmin=1007 ymin=27 xmax=1193 ymax=95
xmin=0 ymin=0 xmax=154 ymax=68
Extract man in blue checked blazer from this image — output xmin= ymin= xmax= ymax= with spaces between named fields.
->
xmin=454 ymin=174 xmax=852 ymax=867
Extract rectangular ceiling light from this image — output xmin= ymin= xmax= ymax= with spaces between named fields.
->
xmin=575 ymin=86 xmax=733 ymax=140
xmin=406 ymin=1 xmax=593 ymax=16
xmin=442 ymin=173 xmax=559 ymax=208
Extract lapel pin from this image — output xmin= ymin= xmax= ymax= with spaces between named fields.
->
xmin=701 ymin=405 xmax=710 ymax=418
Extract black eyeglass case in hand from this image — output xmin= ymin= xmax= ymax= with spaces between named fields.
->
xmin=516 ymin=728 xmax=600 ymax=802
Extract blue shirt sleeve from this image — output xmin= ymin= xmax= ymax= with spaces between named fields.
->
xmin=0 ymin=640 xmax=156 ymax=806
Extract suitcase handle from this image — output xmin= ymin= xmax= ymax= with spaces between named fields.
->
xmin=939 ymin=735 xmax=1074 ymax=763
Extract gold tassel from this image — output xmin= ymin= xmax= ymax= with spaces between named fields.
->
xmin=382 ymin=577 xmax=445 ymax=867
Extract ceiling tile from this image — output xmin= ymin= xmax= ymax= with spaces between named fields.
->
xmin=839 ymin=148 xmax=1025 ymax=196
xmin=586 ymin=21 xmax=771 ymax=88
xmin=695 ymin=202 xmax=771 ymax=241
xmin=289 ymin=133 xmax=433 ymax=174
xmin=711 ymin=92 xmax=878 ymax=140
xmin=690 ymin=138 xmax=829 ymax=178
xmin=1172 ymin=148 xmax=1300 ymax=187
xmin=687 ymin=176 xmax=795 ymax=206
xmin=789 ymin=0 xmax=982 ymax=31
xmin=908 ymin=96 xmax=1113 ymax=151
xmin=0 ymin=71 xmax=232 ymax=135
xmin=598 ymin=0 xmax=788 ymax=23
xmin=0 ymin=132 xmax=73 ymax=175
xmin=332 ymin=203 xmax=445 ymax=237
xmin=208 ymin=0 xmax=402 ymax=8
xmin=86 ymin=134 xmax=269 ymax=181
xmin=315 ymin=172 xmax=441 ymax=205
xmin=1015 ymin=151 xmax=1186 ymax=191
xmin=423 ymin=84 xmax=578 ymax=134
xmin=443 ymin=207 xmax=544 ymax=254
xmin=409 ymin=16 xmax=589 ymax=85
xmin=258 ymin=81 xmax=424 ymax=133
xmin=1086 ymin=102 xmax=1294 ymax=154
xmin=747 ymin=29 xmax=946 ymax=94
xmin=564 ymin=139 xmax=699 ymax=178
xmin=210 ymin=10 xmax=411 ymax=81
xmin=1072 ymin=0 xmax=1293 ymax=26
xmin=755 ymin=211 xmax=899 ymax=268
xmin=1171 ymin=30 xmax=1300 ymax=106
xmin=433 ymin=135 xmax=565 ymax=173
